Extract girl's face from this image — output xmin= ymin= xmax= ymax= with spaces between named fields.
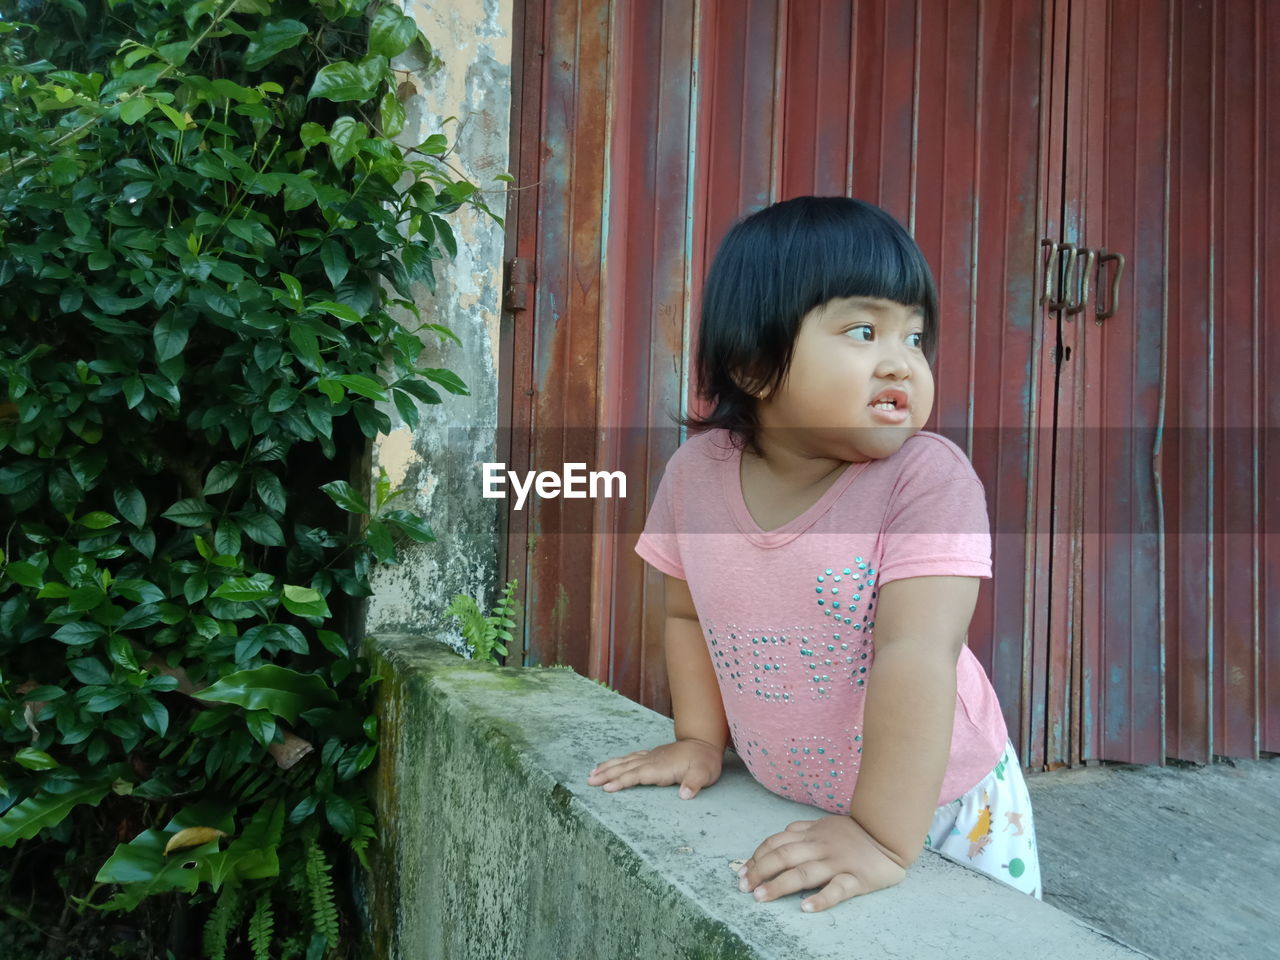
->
xmin=757 ymin=295 xmax=934 ymax=462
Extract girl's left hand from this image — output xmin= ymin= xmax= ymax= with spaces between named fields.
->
xmin=737 ymin=815 xmax=908 ymax=913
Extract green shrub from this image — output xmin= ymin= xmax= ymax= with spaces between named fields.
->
xmin=0 ymin=0 xmax=506 ymax=955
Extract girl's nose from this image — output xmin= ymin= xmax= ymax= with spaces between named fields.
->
xmin=874 ymin=347 xmax=912 ymax=377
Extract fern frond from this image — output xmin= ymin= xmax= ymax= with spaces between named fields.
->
xmin=305 ymin=834 xmax=341 ymax=949
xmin=202 ymin=883 xmax=243 ymax=960
xmin=247 ymin=895 xmax=275 ymax=960
xmin=346 ymin=792 xmax=379 ymax=871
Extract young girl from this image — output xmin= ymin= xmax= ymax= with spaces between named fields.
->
xmin=586 ymin=196 xmax=1043 ymax=912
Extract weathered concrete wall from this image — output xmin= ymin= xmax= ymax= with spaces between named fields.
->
xmin=365 ymin=0 xmax=514 ymax=647
xmin=357 ymin=634 xmax=1151 ymax=960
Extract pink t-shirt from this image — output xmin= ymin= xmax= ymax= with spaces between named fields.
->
xmin=634 ymin=427 xmax=1008 ymax=811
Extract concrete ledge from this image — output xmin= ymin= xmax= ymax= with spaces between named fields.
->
xmin=359 ymin=636 xmax=1150 ymax=959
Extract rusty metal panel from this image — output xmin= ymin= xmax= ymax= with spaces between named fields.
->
xmin=502 ymin=0 xmax=611 ymax=673
xmin=1062 ymin=0 xmax=1277 ymax=765
xmin=592 ymin=0 xmax=702 ymax=710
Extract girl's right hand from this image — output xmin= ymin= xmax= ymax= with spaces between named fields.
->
xmin=586 ymin=738 xmax=724 ymax=800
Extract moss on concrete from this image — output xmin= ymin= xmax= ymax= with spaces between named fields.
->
xmin=357 ymin=634 xmax=757 ymax=959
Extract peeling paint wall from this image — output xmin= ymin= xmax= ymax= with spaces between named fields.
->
xmin=364 ymin=0 xmax=513 ymax=650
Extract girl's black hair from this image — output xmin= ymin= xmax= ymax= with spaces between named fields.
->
xmin=676 ymin=195 xmax=939 ymax=460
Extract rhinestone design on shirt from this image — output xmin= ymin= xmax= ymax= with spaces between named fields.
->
xmin=704 ymin=559 xmax=880 ymax=810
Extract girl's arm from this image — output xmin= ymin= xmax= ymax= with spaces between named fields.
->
xmin=663 ymin=573 xmax=731 ymax=750
xmin=844 ymin=575 xmax=981 ymax=868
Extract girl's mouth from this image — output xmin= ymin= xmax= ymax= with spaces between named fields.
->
xmin=868 ymin=401 xmax=910 ymax=424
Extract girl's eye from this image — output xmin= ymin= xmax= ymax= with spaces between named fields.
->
xmin=846 ymin=325 xmax=873 ymax=341
xmin=907 ymin=332 xmax=924 ymax=348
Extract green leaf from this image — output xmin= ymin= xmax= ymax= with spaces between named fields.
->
xmin=242 ymin=19 xmax=309 ymax=69
xmin=226 ymin=218 xmax=275 ymax=248
xmin=331 ymin=374 xmax=387 ymax=401
xmin=289 ymin=323 xmax=322 ymax=370
xmin=383 ymin=510 xmax=436 ymax=544
xmin=116 ymin=604 xmax=163 ymax=631
xmin=394 ymin=378 xmax=442 ymax=405
xmin=55 ymin=624 xmax=106 ymax=647
xmin=320 ymin=240 xmax=350 ymax=287
xmin=281 ymin=585 xmax=331 ymax=619
xmin=114 ymin=486 xmax=147 ymax=527
xmin=184 ymin=572 xmax=209 ymax=604
xmin=5 ymin=562 xmax=44 ymax=588
xmin=279 ymin=272 xmax=303 ymax=308
xmin=327 ymin=116 xmax=366 ymax=170
xmin=68 ymin=657 xmax=112 ymax=685
xmin=112 ymin=579 xmax=165 ymax=604
xmin=0 ymin=779 xmax=113 ymax=847
xmin=129 ymin=529 xmax=156 ymax=559
xmin=307 ymin=55 xmax=387 ymax=103
xmin=139 ymin=697 xmax=169 ymax=737
xmin=392 ymin=389 xmax=419 ymax=430
xmin=365 ymin=519 xmax=396 ymax=563
xmin=163 ymin=499 xmax=216 ymax=527
xmin=255 ymin=472 xmax=286 ymax=514
xmin=320 ymin=481 xmax=370 ymax=514
xmin=316 ymin=630 xmax=348 ymax=658
xmin=422 ymin=368 xmax=470 ymax=396
xmin=245 ymin=709 xmax=277 ymax=748
xmin=239 ymin=512 xmax=284 ymax=547
xmin=368 ymin=5 xmax=417 ymax=58
xmin=211 ymin=576 xmax=275 ymax=603
xmin=153 ymin=313 xmax=191 ymax=362
xmin=15 ymin=748 xmax=60 ymax=771
xmin=94 ymin=798 xmax=232 ymax=893
xmin=308 ymin=299 xmax=361 ymax=326
xmin=108 ymin=634 xmax=140 ymax=671
xmin=380 ymin=87 xmax=406 ymax=138
xmin=203 ymin=461 xmax=241 ymax=496
xmin=68 ymin=585 xmax=106 ymax=613
xmin=213 ymin=521 xmax=241 ymax=557
xmin=120 ymin=95 xmax=153 ymax=124
xmin=0 ymin=461 xmax=42 ymax=495
xmin=192 ymin=664 xmax=338 ymax=724
xmin=324 ymin=794 xmax=356 ymax=837
xmin=122 ymin=375 xmax=145 ymax=409
xmin=78 ymin=511 xmax=119 ymax=530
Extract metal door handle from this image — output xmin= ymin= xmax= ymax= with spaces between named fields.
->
xmin=1064 ymin=247 xmax=1096 ymax=316
xmin=1040 ymin=239 xmax=1061 ymax=307
xmin=1095 ymin=251 xmax=1125 ymax=323
xmin=1041 ymin=239 xmax=1078 ymax=311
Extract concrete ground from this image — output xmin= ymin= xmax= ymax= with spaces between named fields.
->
xmin=1026 ymin=753 xmax=1280 ymax=960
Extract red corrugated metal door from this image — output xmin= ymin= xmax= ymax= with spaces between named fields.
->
xmin=1053 ymin=0 xmax=1279 ymax=765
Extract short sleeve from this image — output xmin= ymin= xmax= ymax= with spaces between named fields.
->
xmin=634 ymin=460 xmax=686 ymax=579
xmin=875 ymin=475 xmax=992 ymax=587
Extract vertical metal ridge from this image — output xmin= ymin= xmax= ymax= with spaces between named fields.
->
xmin=1129 ymin=0 xmax=1140 ymax=762
xmin=846 ymin=2 xmax=858 ymax=196
xmin=878 ymin=1 xmax=886 ymax=198
xmin=770 ymin=0 xmax=785 ymax=203
xmin=1206 ymin=0 xmax=1217 ymax=756
xmin=682 ymin=0 xmax=702 ymax=438
xmin=1154 ymin=0 xmax=1172 ymax=765
xmin=1250 ymin=0 xmax=1263 ymax=755
xmin=909 ymin=0 xmax=921 ymax=233
xmin=967 ymin=0 xmax=984 ymax=458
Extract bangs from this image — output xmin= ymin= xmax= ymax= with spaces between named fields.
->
xmin=794 ymin=206 xmax=937 ymax=331
xmin=678 ymin=196 xmax=939 ymax=458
